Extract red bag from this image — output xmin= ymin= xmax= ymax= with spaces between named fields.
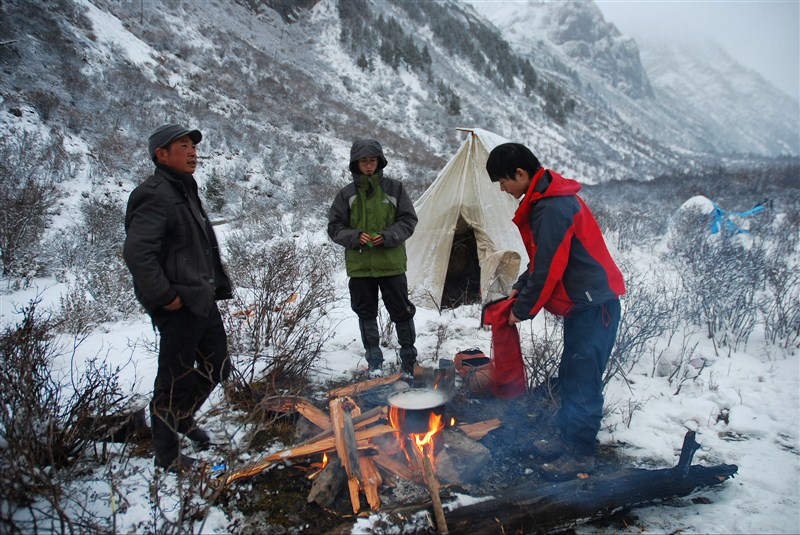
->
xmin=481 ymin=298 xmax=527 ymax=399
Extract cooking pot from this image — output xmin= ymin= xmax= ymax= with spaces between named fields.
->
xmin=387 ymin=388 xmax=447 ymax=435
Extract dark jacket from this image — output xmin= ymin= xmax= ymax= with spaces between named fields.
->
xmin=123 ymin=165 xmax=232 ymax=318
xmin=511 ymin=168 xmax=625 ymax=319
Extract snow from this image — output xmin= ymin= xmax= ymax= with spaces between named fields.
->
xmin=2 ymin=223 xmax=799 ymax=533
xmin=1 ymin=0 xmax=798 ymax=531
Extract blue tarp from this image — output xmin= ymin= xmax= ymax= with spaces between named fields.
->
xmin=710 ymin=202 xmax=766 ymax=235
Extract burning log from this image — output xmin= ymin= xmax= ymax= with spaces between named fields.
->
xmin=308 ymin=456 xmax=346 ymax=508
xmin=223 ymin=423 xmax=397 ymax=486
xmin=444 ymin=431 xmax=739 ymax=534
xmin=410 ymin=444 xmax=449 ymax=534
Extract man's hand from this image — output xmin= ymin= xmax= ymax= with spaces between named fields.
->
xmin=164 ymin=295 xmax=183 ymax=311
xmin=508 ymin=309 xmax=521 ymax=325
xmin=509 ymin=289 xmax=519 ymax=298
xmin=370 ymin=234 xmax=384 ymax=247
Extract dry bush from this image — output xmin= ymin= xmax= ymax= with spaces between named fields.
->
xmin=0 ymin=131 xmax=65 ymax=279
xmin=0 ymin=299 xmax=129 ymax=534
xmin=221 ymin=232 xmax=341 ymax=414
xmin=666 ymin=207 xmax=767 ymax=354
xmin=520 ymin=315 xmax=563 ymax=406
xmin=605 ymin=261 xmax=682 ymax=385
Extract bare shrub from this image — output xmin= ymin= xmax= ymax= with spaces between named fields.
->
xmin=0 ymin=131 xmax=65 ymax=278
xmin=761 ymin=255 xmax=800 ymax=351
xmin=666 ymin=207 xmax=767 ymax=354
xmin=604 ymin=261 xmax=681 ymax=385
xmin=221 ymin=232 xmax=340 ymax=412
xmin=520 ymin=315 xmax=563 ymax=405
xmin=0 ymin=299 xmax=128 ymax=533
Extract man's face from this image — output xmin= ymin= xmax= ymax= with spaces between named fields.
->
xmin=358 ymin=156 xmax=379 ymax=176
xmin=156 ymin=135 xmax=197 ymax=174
xmin=497 ymin=168 xmax=531 ymax=199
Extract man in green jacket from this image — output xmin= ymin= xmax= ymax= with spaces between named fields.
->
xmin=327 ymin=139 xmax=418 ymax=375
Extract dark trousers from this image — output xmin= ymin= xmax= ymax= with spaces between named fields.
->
xmin=151 ymin=303 xmax=230 ymax=432
xmin=349 ymin=274 xmax=416 ymax=362
xmin=556 ymin=298 xmax=621 ymax=455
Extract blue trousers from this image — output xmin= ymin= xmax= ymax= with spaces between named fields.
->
xmin=556 ymin=299 xmax=621 ymax=455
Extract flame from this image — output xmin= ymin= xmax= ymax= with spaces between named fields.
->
xmin=389 ymin=407 xmax=445 ymax=469
xmin=413 ymin=413 xmax=444 ymax=459
xmin=450 ymin=417 xmax=456 ymax=427
xmin=321 ymin=452 xmax=328 ymax=468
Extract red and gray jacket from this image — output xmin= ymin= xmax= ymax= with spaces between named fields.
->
xmin=511 ymin=168 xmax=625 ymax=319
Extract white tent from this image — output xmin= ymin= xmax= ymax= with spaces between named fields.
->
xmin=406 ymin=128 xmax=527 ymax=310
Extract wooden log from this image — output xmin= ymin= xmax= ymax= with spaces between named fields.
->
xmin=371 ymin=449 xmax=417 ymax=483
xmin=296 ymin=406 xmax=386 ymax=449
xmin=329 ymin=397 xmax=362 ymax=513
xmin=260 ymin=395 xmax=332 ymax=431
xmin=223 ymin=423 xmax=398 ymax=486
xmin=411 ymin=443 xmax=449 ymax=534
xmin=308 ymin=457 xmax=346 ymax=508
xmin=444 ymin=431 xmax=739 ymax=534
xmin=358 ymin=455 xmax=383 ymax=511
xmin=457 ymin=418 xmax=502 ymax=441
xmin=327 ymin=373 xmax=403 ymax=398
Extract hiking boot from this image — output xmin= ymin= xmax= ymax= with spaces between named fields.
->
xmin=531 ymin=434 xmax=567 ymax=461
xmin=540 ymin=452 xmax=595 ymax=481
xmin=178 ymin=418 xmax=211 ymax=448
xmin=399 ymin=345 xmax=417 ymax=375
xmin=368 ymin=362 xmax=384 ymax=378
xmin=155 ymin=453 xmax=199 ymax=475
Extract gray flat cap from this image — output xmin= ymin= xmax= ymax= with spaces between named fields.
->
xmin=148 ymin=123 xmax=202 ymax=162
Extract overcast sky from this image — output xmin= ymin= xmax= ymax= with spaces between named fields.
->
xmin=594 ymin=0 xmax=800 ymax=103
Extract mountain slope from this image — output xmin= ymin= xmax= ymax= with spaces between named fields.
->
xmin=0 ymin=0 xmax=796 ymax=222
xmin=472 ymin=0 xmax=799 ymax=161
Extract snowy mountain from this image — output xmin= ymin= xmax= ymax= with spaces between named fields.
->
xmin=472 ymin=0 xmax=800 ymax=163
xmin=0 ymin=0 xmax=796 ymax=215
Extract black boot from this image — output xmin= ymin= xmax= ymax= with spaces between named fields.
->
xmin=178 ymin=416 xmax=211 ymax=448
xmin=359 ymin=318 xmax=384 ymax=370
xmin=152 ymin=409 xmax=196 ymax=473
xmin=396 ymin=319 xmax=417 ymax=374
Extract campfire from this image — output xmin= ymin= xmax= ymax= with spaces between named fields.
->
xmin=222 ymin=370 xmax=502 ymax=533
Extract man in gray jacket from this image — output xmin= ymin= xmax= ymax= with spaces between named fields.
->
xmin=123 ymin=124 xmax=233 ymax=473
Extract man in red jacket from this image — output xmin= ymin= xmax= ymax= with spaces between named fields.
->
xmin=486 ymin=142 xmax=625 ymax=480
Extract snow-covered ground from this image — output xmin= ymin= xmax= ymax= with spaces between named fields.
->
xmin=2 ymin=226 xmax=798 ymax=533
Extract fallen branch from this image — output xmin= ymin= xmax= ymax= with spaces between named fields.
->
xmin=445 ymin=431 xmax=738 ymax=534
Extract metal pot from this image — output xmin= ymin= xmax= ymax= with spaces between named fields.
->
xmin=387 ymin=388 xmax=447 ymax=435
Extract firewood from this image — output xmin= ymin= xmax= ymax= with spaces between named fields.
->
xmin=371 ymin=448 xmax=417 ymax=483
xmin=327 ymin=373 xmax=403 ymax=398
xmin=358 ymin=455 xmax=383 ymax=510
xmin=223 ymin=423 xmax=398 ymax=486
xmin=457 ymin=418 xmax=502 ymax=441
xmin=260 ymin=395 xmax=332 ymax=431
xmin=330 ymin=397 xmax=362 ymax=513
xmin=296 ymin=406 xmax=386 ymax=449
xmin=411 ymin=443 xmax=449 ymax=534
xmin=308 ymin=457 xmax=346 ymax=508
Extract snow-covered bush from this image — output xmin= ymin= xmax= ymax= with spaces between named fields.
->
xmin=222 ymin=230 xmax=341 ymax=410
xmin=0 ymin=299 xmax=128 ymax=533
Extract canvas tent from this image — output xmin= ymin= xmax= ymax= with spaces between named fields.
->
xmin=406 ymin=128 xmax=527 ymax=310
